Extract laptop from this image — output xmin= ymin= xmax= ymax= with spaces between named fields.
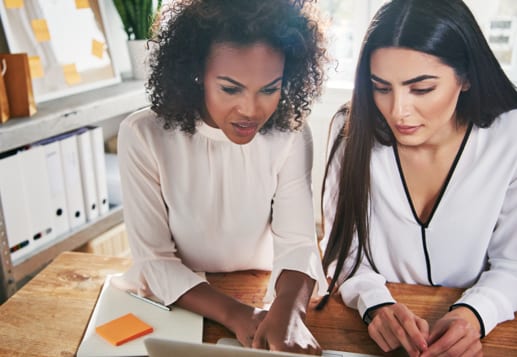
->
xmin=145 ymin=337 xmax=380 ymax=357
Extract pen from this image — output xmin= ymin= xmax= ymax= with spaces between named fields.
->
xmin=127 ymin=291 xmax=171 ymax=311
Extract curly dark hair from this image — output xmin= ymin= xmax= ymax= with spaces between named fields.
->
xmin=146 ymin=0 xmax=327 ymax=134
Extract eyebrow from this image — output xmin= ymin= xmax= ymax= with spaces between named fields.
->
xmin=371 ymin=74 xmax=439 ymax=85
xmin=217 ymin=76 xmax=283 ymax=88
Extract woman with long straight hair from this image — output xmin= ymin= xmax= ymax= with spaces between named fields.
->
xmin=320 ymin=0 xmax=517 ymax=356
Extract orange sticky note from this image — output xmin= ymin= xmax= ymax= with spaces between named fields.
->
xmin=62 ymin=63 xmax=81 ymax=85
xmin=91 ymin=39 xmax=105 ymax=59
xmin=29 ymin=56 xmax=44 ymax=79
xmin=75 ymin=0 xmax=90 ymax=9
xmin=95 ymin=313 xmax=153 ymax=346
xmin=4 ymin=0 xmax=24 ymax=9
xmin=31 ymin=19 xmax=51 ymax=42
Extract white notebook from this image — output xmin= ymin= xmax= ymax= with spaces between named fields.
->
xmin=76 ymin=274 xmax=203 ymax=357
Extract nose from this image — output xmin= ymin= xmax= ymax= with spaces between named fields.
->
xmin=390 ymin=89 xmax=410 ymax=120
xmin=237 ymin=94 xmax=258 ymax=118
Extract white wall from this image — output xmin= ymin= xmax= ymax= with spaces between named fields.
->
xmin=307 ymin=86 xmax=353 ymax=225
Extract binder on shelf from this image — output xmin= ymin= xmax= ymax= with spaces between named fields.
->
xmin=39 ymin=141 xmax=70 ymax=237
xmin=89 ymin=126 xmax=110 ymax=215
xmin=77 ymin=129 xmax=99 ymax=222
xmin=0 ymin=152 xmax=34 ymax=262
xmin=18 ymin=146 xmax=56 ymax=252
xmin=59 ymin=133 xmax=87 ymax=229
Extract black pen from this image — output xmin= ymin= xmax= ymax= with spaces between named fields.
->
xmin=126 ymin=290 xmax=171 ymax=311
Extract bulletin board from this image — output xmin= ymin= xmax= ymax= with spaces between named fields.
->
xmin=0 ymin=0 xmax=120 ymax=103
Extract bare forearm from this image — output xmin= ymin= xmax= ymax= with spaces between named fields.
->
xmin=272 ymin=270 xmax=315 ymax=317
xmin=175 ymin=282 xmax=266 ymax=345
xmin=175 ymin=282 xmax=250 ymax=327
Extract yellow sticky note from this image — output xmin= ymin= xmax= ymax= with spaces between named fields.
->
xmin=63 ymin=64 xmax=82 ymax=85
xmin=4 ymin=0 xmax=24 ymax=9
xmin=28 ymin=56 xmax=44 ymax=79
xmin=31 ymin=19 xmax=51 ymax=42
xmin=91 ymin=39 xmax=105 ymax=59
xmin=75 ymin=0 xmax=90 ymax=9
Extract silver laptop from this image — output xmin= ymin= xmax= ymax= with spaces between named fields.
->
xmin=144 ymin=337 xmax=380 ymax=357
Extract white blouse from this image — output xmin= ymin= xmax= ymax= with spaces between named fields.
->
xmin=322 ymin=110 xmax=517 ymax=336
xmin=117 ymin=108 xmax=327 ymax=306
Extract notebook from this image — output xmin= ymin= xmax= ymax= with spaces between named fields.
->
xmin=145 ymin=337 xmax=381 ymax=357
xmin=76 ymin=274 xmax=203 ymax=357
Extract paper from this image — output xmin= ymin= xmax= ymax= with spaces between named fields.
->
xmin=76 ymin=274 xmax=203 ymax=357
xmin=91 ymin=39 xmax=105 ymax=59
xmin=75 ymin=0 xmax=90 ymax=9
xmin=31 ymin=19 xmax=51 ymax=42
xmin=29 ymin=56 xmax=44 ymax=79
xmin=63 ymin=63 xmax=82 ymax=85
xmin=4 ymin=0 xmax=23 ymax=9
xmin=96 ymin=313 xmax=153 ymax=346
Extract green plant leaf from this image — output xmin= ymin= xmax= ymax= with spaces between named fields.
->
xmin=113 ymin=0 xmax=162 ymax=40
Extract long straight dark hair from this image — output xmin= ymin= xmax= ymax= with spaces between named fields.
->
xmin=319 ymin=0 xmax=517 ymax=306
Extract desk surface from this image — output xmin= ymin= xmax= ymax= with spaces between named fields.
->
xmin=0 ymin=252 xmax=515 ymax=357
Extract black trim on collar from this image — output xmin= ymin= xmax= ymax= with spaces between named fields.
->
xmin=392 ymin=122 xmax=474 ymax=285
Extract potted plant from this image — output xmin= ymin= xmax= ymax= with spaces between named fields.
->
xmin=113 ymin=0 xmax=163 ymax=79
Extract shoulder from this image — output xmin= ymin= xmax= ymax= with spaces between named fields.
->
xmin=480 ymin=109 xmax=517 ymax=147
xmin=120 ymin=107 xmax=161 ymax=135
xmin=492 ymin=109 xmax=517 ymax=129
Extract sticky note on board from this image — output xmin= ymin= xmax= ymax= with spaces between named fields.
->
xmin=95 ymin=313 xmax=153 ymax=346
xmin=62 ymin=63 xmax=81 ymax=85
xmin=91 ymin=39 xmax=105 ymax=59
xmin=4 ymin=0 xmax=24 ymax=9
xmin=29 ymin=56 xmax=44 ymax=79
xmin=75 ymin=0 xmax=90 ymax=9
xmin=31 ymin=19 xmax=51 ymax=42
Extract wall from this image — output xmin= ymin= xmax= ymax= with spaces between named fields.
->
xmin=307 ymin=86 xmax=353 ymax=225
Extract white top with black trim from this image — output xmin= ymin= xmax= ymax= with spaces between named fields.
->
xmin=322 ymin=109 xmax=517 ymax=336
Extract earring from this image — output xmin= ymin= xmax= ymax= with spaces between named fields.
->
xmin=194 ymin=76 xmax=200 ymax=84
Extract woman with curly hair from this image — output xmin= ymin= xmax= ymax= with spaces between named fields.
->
xmin=115 ymin=0 xmax=328 ymax=354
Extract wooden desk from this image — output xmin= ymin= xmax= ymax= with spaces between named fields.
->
xmin=0 ymin=252 xmax=515 ymax=357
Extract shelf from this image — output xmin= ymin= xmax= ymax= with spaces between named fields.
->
xmin=12 ymin=206 xmax=124 ymax=284
xmin=0 ymin=80 xmax=147 ymax=303
xmin=0 ymin=80 xmax=148 ymax=153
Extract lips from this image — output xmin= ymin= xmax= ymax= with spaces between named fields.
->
xmin=395 ymin=124 xmax=420 ymax=135
xmin=232 ymin=121 xmax=258 ymax=137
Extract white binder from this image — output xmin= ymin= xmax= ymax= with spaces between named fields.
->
xmin=77 ymin=130 xmax=99 ymax=222
xmin=89 ymin=126 xmax=110 ymax=215
xmin=0 ymin=152 xmax=34 ymax=262
xmin=40 ymin=141 xmax=70 ymax=237
xmin=60 ymin=134 xmax=87 ymax=229
xmin=18 ymin=146 xmax=57 ymax=252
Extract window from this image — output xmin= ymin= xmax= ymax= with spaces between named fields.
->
xmin=318 ymin=0 xmax=517 ymax=86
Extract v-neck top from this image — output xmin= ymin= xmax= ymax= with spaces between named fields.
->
xmin=117 ymin=108 xmax=328 ymax=306
xmin=393 ymin=123 xmax=473 ymax=229
xmin=322 ymin=109 xmax=517 ymax=336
